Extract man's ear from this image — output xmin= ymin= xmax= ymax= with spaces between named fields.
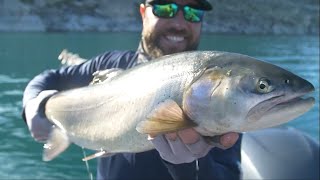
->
xmin=140 ymin=4 xmax=146 ymax=19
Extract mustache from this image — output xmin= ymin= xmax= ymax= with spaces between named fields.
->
xmin=164 ymin=28 xmax=190 ymax=37
xmin=141 ymin=26 xmax=198 ymax=58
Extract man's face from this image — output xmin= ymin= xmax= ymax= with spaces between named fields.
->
xmin=140 ymin=0 xmax=203 ymax=58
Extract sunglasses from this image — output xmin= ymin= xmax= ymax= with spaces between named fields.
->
xmin=147 ymin=3 xmax=205 ymax=23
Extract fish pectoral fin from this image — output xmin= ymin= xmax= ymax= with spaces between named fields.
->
xmin=43 ymin=126 xmax=70 ymax=161
xmin=136 ymin=99 xmax=196 ymax=136
xmin=82 ymin=150 xmax=114 ymax=161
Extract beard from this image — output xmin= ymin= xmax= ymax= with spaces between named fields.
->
xmin=141 ymin=27 xmax=200 ymax=59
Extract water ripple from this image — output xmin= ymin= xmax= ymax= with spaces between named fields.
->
xmin=0 ymin=74 xmax=29 ymax=84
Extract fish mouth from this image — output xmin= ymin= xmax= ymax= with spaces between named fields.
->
xmin=268 ymin=83 xmax=315 ymax=114
xmin=246 ymin=87 xmax=315 ymax=127
xmin=267 ymin=96 xmax=315 ymax=114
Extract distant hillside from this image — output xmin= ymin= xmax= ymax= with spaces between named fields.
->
xmin=0 ymin=0 xmax=319 ymax=34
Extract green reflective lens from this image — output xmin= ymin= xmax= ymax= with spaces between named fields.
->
xmin=184 ymin=6 xmax=204 ymax=22
xmin=151 ymin=3 xmax=204 ymax=23
xmin=153 ymin=4 xmax=178 ymax=18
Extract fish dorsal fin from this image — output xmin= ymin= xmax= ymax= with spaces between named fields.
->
xmin=90 ymin=68 xmax=124 ymax=85
xmin=136 ymin=99 xmax=197 ymax=136
xmin=43 ymin=126 xmax=70 ymax=161
xmin=58 ymin=49 xmax=87 ymax=66
xmin=82 ymin=150 xmax=114 ymax=161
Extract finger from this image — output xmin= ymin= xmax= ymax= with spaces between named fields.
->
xmin=220 ymin=132 xmax=239 ymax=148
xmin=177 ymin=128 xmax=200 ymax=144
xmin=185 ymin=136 xmax=212 ymax=157
xmin=165 ymin=132 xmax=178 ymax=141
xmin=203 ymin=135 xmax=228 ymax=150
xmin=166 ymin=137 xmax=196 ymax=163
xmin=151 ymin=135 xmax=194 ymax=164
xmin=167 ymin=136 xmax=189 ymax=156
xmin=149 ymin=135 xmax=173 ymax=155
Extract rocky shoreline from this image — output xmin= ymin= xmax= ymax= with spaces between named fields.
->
xmin=0 ymin=0 xmax=319 ymax=34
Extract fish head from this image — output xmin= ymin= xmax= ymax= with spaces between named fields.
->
xmin=183 ymin=53 xmax=315 ymax=136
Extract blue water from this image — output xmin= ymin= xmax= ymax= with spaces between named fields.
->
xmin=0 ymin=32 xmax=318 ymax=179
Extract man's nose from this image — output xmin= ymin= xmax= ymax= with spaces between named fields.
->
xmin=171 ymin=10 xmax=188 ymax=30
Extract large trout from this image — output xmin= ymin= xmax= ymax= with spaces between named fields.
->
xmin=43 ymin=51 xmax=315 ymax=161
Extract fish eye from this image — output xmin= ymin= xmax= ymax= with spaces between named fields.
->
xmin=284 ymin=79 xmax=290 ymax=84
xmin=257 ymin=78 xmax=271 ymax=93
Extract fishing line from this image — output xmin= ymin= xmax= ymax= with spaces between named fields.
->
xmin=82 ymin=147 xmax=93 ymax=180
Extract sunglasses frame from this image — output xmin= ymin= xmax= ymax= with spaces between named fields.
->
xmin=147 ymin=3 xmax=205 ymax=23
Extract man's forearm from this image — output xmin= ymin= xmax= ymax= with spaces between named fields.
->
xmin=23 ymin=69 xmax=61 ymax=108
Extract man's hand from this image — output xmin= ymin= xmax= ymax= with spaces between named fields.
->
xmin=149 ymin=128 xmax=239 ymax=164
xmin=25 ymin=90 xmax=57 ymax=142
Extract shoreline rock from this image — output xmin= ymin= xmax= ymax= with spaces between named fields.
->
xmin=0 ymin=0 xmax=318 ymax=35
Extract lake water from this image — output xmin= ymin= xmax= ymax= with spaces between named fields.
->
xmin=0 ymin=32 xmax=319 ymax=179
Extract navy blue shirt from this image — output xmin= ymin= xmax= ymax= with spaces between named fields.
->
xmin=22 ymin=49 xmax=242 ymax=180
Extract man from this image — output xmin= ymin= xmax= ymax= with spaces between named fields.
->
xmin=22 ymin=0 xmax=242 ymax=179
